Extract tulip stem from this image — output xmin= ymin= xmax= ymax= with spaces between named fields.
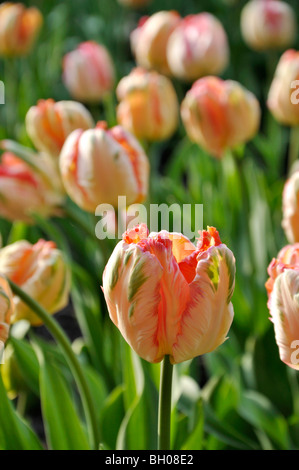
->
xmin=8 ymin=279 xmax=100 ymax=451
xmin=158 ymin=355 xmax=173 ymax=450
xmin=289 ymin=127 xmax=299 ymax=175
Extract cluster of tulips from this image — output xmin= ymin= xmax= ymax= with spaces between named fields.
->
xmin=0 ymin=0 xmax=299 ymax=451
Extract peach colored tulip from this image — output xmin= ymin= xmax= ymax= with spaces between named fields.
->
xmin=62 ymin=41 xmax=115 ymax=103
xmin=268 ymin=50 xmax=299 ymax=127
xmin=241 ymin=0 xmax=296 ymax=51
xmin=266 ymin=244 xmax=299 ymax=370
xmin=0 ymin=276 xmax=14 ymax=344
xmin=166 ymin=13 xmax=229 ymax=82
xmin=282 ymin=171 xmax=299 ymax=244
xmin=130 ymin=11 xmax=181 ymax=75
xmin=0 ymin=239 xmax=70 ymax=326
xmin=59 ymin=121 xmax=149 ymax=212
xmin=0 ymin=151 xmax=65 ymax=223
xmin=181 ymin=76 xmax=261 ymax=157
xmin=118 ymin=0 xmax=152 ymax=7
xmin=102 ymin=224 xmax=235 ymax=364
xmin=116 ymin=67 xmax=179 ymax=141
xmin=25 ymin=99 xmax=94 ymax=157
xmin=0 ymin=2 xmax=42 ymax=57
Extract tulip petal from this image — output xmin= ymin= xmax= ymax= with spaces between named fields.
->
xmin=269 ymin=269 xmax=299 ymax=370
xmin=172 ymin=244 xmax=235 ymax=363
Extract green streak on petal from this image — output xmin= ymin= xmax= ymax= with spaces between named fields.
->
xmin=109 ymin=252 xmax=122 ymax=291
xmin=224 ymin=249 xmax=236 ymax=304
xmin=124 ymin=250 xmax=133 ymax=266
xmin=206 ymin=252 xmax=220 ymax=293
xmin=128 ymin=257 xmax=148 ymax=303
xmin=128 ymin=303 xmax=135 ymax=318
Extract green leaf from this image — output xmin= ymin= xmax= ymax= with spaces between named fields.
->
xmin=238 ymin=390 xmax=292 ymax=450
xmin=9 ymin=337 xmax=40 ymax=396
xmin=38 ymin=350 xmax=90 ymax=450
xmin=0 ymin=373 xmax=43 ymax=450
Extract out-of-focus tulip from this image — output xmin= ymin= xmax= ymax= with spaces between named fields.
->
xmin=282 ymin=171 xmax=299 ymax=244
xmin=102 ymin=224 xmax=235 ymax=364
xmin=166 ymin=13 xmax=229 ymax=82
xmin=266 ymin=244 xmax=299 ymax=370
xmin=0 ymin=275 xmax=14 ymax=344
xmin=59 ymin=121 xmax=149 ymax=212
xmin=1 ymin=343 xmax=28 ymax=399
xmin=130 ymin=11 xmax=181 ymax=75
xmin=62 ymin=41 xmax=115 ymax=103
xmin=25 ymin=99 xmax=94 ymax=157
xmin=268 ymin=50 xmax=299 ymax=127
xmin=181 ymin=76 xmax=261 ymax=157
xmin=241 ymin=0 xmax=296 ymax=51
xmin=0 ymin=151 xmax=65 ymax=223
xmin=0 ymin=2 xmax=42 ymax=57
xmin=0 ymin=239 xmax=70 ymax=326
xmin=118 ymin=0 xmax=152 ymax=7
xmin=116 ymin=67 xmax=179 ymax=141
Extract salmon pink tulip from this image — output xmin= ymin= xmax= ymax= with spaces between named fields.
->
xmin=0 ymin=276 xmax=14 ymax=344
xmin=102 ymin=224 xmax=235 ymax=364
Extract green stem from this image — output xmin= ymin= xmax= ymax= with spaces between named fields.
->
xmin=158 ymin=355 xmax=173 ymax=450
xmin=8 ymin=279 xmax=100 ymax=451
xmin=288 ymin=127 xmax=299 ymax=175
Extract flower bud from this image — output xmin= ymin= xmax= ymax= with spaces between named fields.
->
xmin=130 ymin=11 xmax=181 ymax=75
xmin=181 ymin=76 xmax=261 ymax=157
xmin=0 ymin=2 xmax=42 ymax=57
xmin=25 ymin=99 xmax=94 ymax=157
xmin=166 ymin=13 xmax=229 ymax=82
xmin=62 ymin=41 xmax=115 ymax=103
xmin=267 ymin=50 xmax=299 ymax=127
xmin=0 ymin=239 xmax=70 ymax=326
xmin=0 ymin=151 xmax=65 ymax=223
xmin=116 ymin=67 xmax=179 ymax=141
xmin=103 ymin=224 xmax=235 ymax=364
xmin=282 ymin=171 xmax=299 ymax=244
xmin=266 ymin=244 xmax=299 ymax=370
xmin=59 ymin=122 xmax=149 ymax=212
xmin=0 ymin=275 xmax=14 ymax=344
xmin=241 ymin=0 xmax=296 ymax=51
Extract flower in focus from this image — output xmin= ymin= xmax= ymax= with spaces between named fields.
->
xmin=59 ymin=121 xmax=149 ymax=212
xmin=241 ymin=0 xmax=296 ymax=51
xmin=267 ymin=49 xmax=299 ymax=127
xmin=25 ymin=99 xmax=94 ymax=158
xmin=118 ymin=0 xmax=152 ymax=7
xmin=62 ymin=41 xmax=115 ymax=103
xmin=0 ymin=151 xmax=65 ymax=223
xmin=181 ymin=76 xmax=261 ymax=157
xmin=282 ymin=171 xmax=299 ymax=244
xmin=116 ymin=67 xmax=179 ymax=142
xmin=0 ymin=275 xmax=14 ymax=344
xmin=130 ymin=11 xmax=181 ymax=75
xmin=0 ymin=239 xmax=71 ymax=326
xmin=266 ymin=244 xmax=299 ymax=370
xmin=0 ymin=2 xmax=43 ymax=57
xmin=102 ymin=224 xmax=235 ymax=364
xmin=166 ymin=13 xmax=229 ymax=82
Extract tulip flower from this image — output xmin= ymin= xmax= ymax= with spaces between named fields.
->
xmin=266 ymin=244 xmax=299 ymax=370
xmin=0 ymin=276 xmax=14 ymax=344
xmin=59 ymin=121 xmax=149 ymax=212
xmin=102 ymin=224 xmax=235 ymax=364
xmin=116 ymin=67 xmax=179 ymax=142
xmin=0 ymin=150 xmax=65 ymax=223
xmin=267 ymin=50 xmax=299 ymax=127
xmin=166 ymin=13 xmax=229 ymax=82
xmin=181 ymin=76 xmax=261 ymax=157
xmin=25 ymin=99 xmax=94 ymax=158
xmin=0 ymin=239 xmax=70 ymax=326
xmin=282 ymin=171 xmax=299 ymax=244
xmin=241 ymin=0 xmax=296 ymax=51
xmin=130 ymin=11 xmax=181 ymax=75
xmin=62 ymin=41 xmax=115 ymax=103
xmin=0 ymin=2 xmax=43 ymax=57
xmin=118 ymin=0 xmax=152 ymax=7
